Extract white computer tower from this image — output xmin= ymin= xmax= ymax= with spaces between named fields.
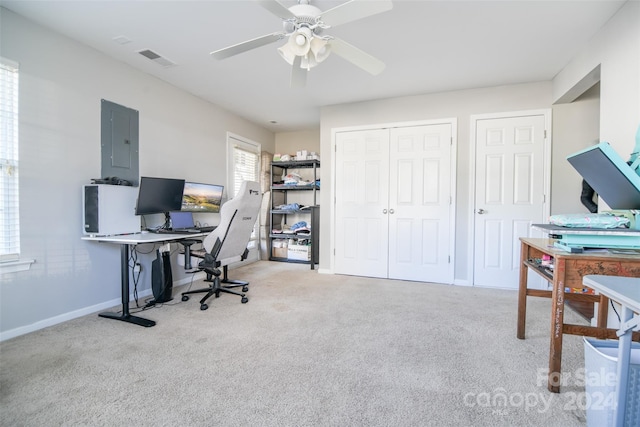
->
xmin=83 ymin=184 xmax=140 ymax=235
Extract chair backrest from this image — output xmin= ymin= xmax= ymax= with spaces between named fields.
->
xmin=203 ymin=181 xmax=261 ymax=265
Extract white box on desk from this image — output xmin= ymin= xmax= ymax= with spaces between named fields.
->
xmin=288 ymin=244 xmax=310 ymax=261
xmin=82 ymin=184 xmax=140 ymax=236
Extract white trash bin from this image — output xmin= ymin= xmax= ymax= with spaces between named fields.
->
xmin=583 ymin=338 xmax=640 ymax=427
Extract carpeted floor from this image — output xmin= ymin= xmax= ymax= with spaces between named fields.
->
xmin=0 ymin=261 xmax=590 ymax=426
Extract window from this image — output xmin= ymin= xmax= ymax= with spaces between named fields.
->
xmin=227 ymin=134 xmax=261 ymax=258
xmin=0 ymin=58 xmax=19 ymax=262
xmin=228 ymin=135 xmax=260 ymax=197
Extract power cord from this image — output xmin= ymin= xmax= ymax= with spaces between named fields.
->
xmin=610 ymin=299 xmax=621 ymax=323
xmin=125 ymin=242 xmax=205 ymax=312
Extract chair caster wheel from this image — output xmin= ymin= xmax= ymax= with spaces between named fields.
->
xmin=242 ymin=286 xmax=249 ymax=292
xmin=200 ymin=303 xmax=208 ymax=310
xmin=182 ymin=295 xmax=189 ymax=302
xmin=241 ymin=297 xmax=248 ymax=304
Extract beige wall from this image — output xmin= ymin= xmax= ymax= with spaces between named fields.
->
xmin=553 ymin=0 xmax=639 ymax=157
xmin=275 ymin=129 xmax=321 ymax=158
xmin=318 ymin=1 xmax=639 ymax=285
xmin=320 ymin=82 xmax=553 ymax=283
xmin=0 ymin=8 xmax=275 ymax=338
xmin=271 ymin=129 xmax=321 ymax=220
xmin=551 ymin=83 xmax=600 ymax=215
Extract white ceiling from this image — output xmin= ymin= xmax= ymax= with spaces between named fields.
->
xmin=1 ymin=0 xmax=626 ymax=132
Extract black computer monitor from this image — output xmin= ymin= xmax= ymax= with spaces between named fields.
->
xmin=135 ymin=177 xmax=186 ymax=216
xmin=181 ymin=181 xmax=224 ymax=213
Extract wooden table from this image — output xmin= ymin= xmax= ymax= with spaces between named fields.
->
xmin=517 ymin=238 xmax=640 ymax=392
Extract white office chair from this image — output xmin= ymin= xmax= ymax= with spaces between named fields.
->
xmin=181 ymin=181 xmax=262 ymax=310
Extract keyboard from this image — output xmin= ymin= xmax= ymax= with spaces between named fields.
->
xmin=148 ymin=228 xmax=199 ymax=234
xmin=148 ymin=226 xmax=215 ymax=234
xmin=171 ymin=228 xmax=201 ymax=234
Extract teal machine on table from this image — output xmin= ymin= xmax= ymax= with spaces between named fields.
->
xmin=534 ymin=128 xmax=640 ymax=253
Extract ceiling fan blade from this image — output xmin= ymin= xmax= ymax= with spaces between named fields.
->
xmin=290 ymin=56 xmax=307 ymax=88
xmin=211 ymin=32 xmax=285 ymax=60
xmin=320 ymin=0 xmax=393 ymax=28
xmin=329 ymin=37 xmax=386 ymax=75
xmin=257 ymin=0 xmax=296 ymax=19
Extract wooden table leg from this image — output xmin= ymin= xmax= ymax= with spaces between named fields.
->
xmin=517 ymin=240 xmax=529 ymax=340
xmin=548 ymin=257 xmax=566 ymax=393
xmin=596 ymin=294 xmax=609 ymax=329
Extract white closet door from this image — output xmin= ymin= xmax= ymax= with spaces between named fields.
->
xmin=388 ymin=124 xmax=453 ymax=283
xmin=334 ymin=129 xmax=390 ymax=278
xmin=473 ymin=114 xmax=546 ymax=289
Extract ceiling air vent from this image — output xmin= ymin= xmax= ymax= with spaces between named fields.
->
xmin=137 ymin=49 xmax=176 ymax=67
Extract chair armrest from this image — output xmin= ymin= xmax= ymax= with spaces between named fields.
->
xmin=191 ymin=249 xmax=207 ymax=258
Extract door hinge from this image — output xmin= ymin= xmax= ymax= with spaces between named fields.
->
xmin=544 ymin=130 xmax=547 ymax=139
xmin=448 ymin=255 xmax=450 ymax=263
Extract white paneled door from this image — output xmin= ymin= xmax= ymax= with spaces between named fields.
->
xmin=335 ymin=129 xmax=390 ymax=278
xmin=473 ymin=114 xmax=547 ymax=289
xmin=388 ymin=124 xmax=453 ymax=282
xmin=335 ymin=122 xmax=454 ymax=283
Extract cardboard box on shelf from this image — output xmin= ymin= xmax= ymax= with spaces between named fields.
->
xmin=288 ymin=243 xmax=311 ymax=261
xmin=272 ymin=239 xmax=288 ymax=258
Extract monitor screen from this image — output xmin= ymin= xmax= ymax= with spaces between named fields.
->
xmin=135 ymin=177 xmax=186 ymax=215
xmin=181 ymin=181 xmax=224 ymax=213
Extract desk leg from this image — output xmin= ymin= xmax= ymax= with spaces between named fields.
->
xmin=548 ymin=257 xmax=565 ymax=393
xmin=517 ymin=240 xmax=529 ymax=339
xmin=99 ymin=244 xmax=156 ymax=327
xmin=614 ymin=306 xmax=634 ymax=426
xmin=596 ymin=295 xmax=609 ymax=329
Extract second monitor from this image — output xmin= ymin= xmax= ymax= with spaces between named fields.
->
xmin=181 ymin=181 xmax=224 ymax=213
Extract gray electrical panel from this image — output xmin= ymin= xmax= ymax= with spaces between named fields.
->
xmin=101 ymin=99 xmax=139 ymax=186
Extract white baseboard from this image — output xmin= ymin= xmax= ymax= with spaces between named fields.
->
xmin=0 ymin=288 xmax=142 ymax=342
xmin=453 ymin=278 xmax=471 ymax=287
xmin=0 ymin=275 xmax=205 ymax=342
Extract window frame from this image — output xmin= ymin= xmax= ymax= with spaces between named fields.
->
xmin=226 ymin=133 xmax=261 ymax=255
xmin=0 ymin=57 xmax=20 ymax=262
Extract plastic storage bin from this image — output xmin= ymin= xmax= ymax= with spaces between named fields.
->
xmin=583 ymin=338 xmax=640 ymax=427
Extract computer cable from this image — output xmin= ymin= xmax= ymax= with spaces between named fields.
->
xmin=129 ymin=246 xmax=142 ymax=307
xmin=610 ymin=299 xmax=621 ymax=323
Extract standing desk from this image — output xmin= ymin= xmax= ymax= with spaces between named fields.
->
xmin=82 ymin=232 xmax=207 ymax=327
xmin=517 ymin=237 xmax=640 ymax=392
xmin=582 ymin=275 xmax=640 ymax=427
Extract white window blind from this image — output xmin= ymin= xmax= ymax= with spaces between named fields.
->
xmin=231 ymin=144 xmax=259 ymax=196
xmin=0 ymin=58 xmax=19 ymax=261
xmin=228 ymin=135 xmax=261 ymax=254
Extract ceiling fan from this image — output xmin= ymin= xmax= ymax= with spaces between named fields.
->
xmin=210 ymin=0 xmax=393 ymax=87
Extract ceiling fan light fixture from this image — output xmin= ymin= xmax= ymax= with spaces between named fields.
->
xmin=214 ymin=0 xmax=393 ymax=87
xmin=277 ymin=43 xmax=295 ymax=65
xmin=287 ymin=27 xmax=313 ymax=56
xmin=310 ymin=37 xmax=331 ymax=63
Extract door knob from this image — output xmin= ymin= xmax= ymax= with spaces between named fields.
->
xmin=477 ymin=208 xmax=486 ymax=214
xmin=389 ymin=209 xmax=395 ymax=214
xmin=383 ymin=209 xmax=388 ymax=214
